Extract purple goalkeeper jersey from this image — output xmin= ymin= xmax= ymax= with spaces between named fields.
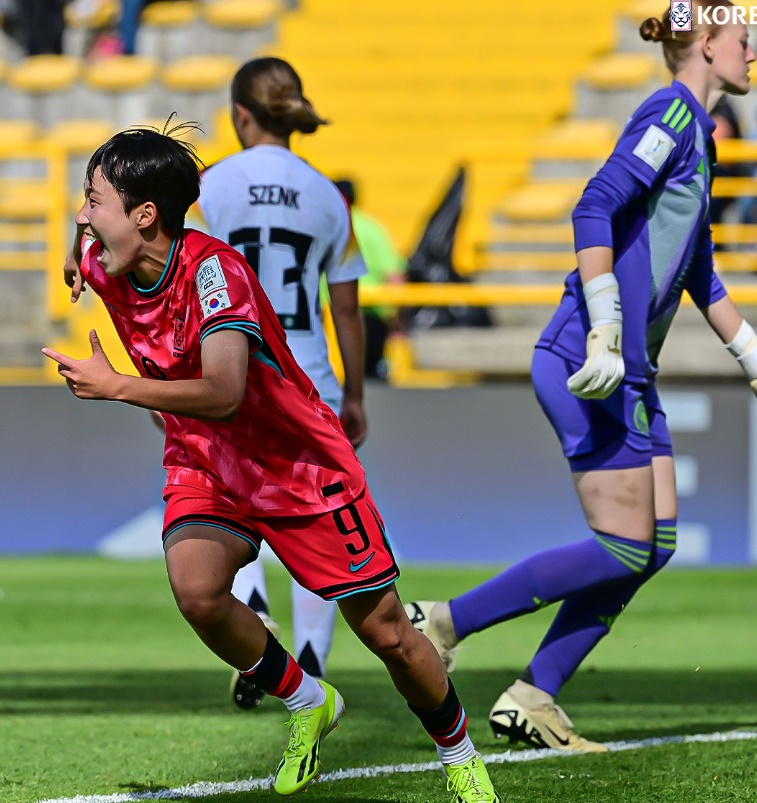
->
xmin=537 ymin=80 xmax=726 ymax=384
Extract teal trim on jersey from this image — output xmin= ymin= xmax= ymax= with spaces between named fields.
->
xmin=252 ymin=348 xmax=284 ymax=377
xmin=596 ymin=535 xmax=651 ymax=573
xmin=675 ymin=110 xmax=693 ymax=133
xmin=129 ymin=236 xmax=177 ymax=294
xmin=163 ymin=521 xmax=260 ymax=555
xmin=199 ymin=322 xmax=262 ymax=344
xmin=669 ymin=102 xmax=688 ymax=131
xmin=661 ymin=98 xmax=681 ymax=125
xmin=327 ymin=575 xmax=398 ymax=600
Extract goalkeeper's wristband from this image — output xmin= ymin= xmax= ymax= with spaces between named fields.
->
xmin=583 ymin=273 xmax=622 ymax=327
xmin=726 ymin=319 xmax=757 ymax=381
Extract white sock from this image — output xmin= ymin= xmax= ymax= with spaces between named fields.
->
xmin=292 ymin=580 xmax=337 ymax=676
xmin=231 ymin=559 xmax=268 ymax=609
xmin=282 ymin=673 xmax=326 ymax=713
xmin=437 ymin=734 xmax=476 ymax=766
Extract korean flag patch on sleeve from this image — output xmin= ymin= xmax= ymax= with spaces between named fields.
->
xmin=201 ymin=289 xmax=231 ymax=318
xmin=632 ymin=124 xmax=676 ymax=172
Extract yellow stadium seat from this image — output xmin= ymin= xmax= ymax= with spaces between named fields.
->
xmin=141 ymin=0 xmax=200 ymax=26
xmin=202 ymin=0 xmax=281 ymax=29
xmin=137 ymin=0 xmax=203 ymax=61
xmin=539 ymin=119 xmax=620 ymax=143
xmin=45 ymin=119 xmax=115 ymax=155
xmin=472 ymin=252 xmax=577 ymax=272
xmin=160 ymin=55 xmax=238 ymax=93
xmin=715 ymin=253 xmax=757 ymax=272
xmin=490 ymin=224 xmax=573 ymax=245
xmin=0 ymin=120 xmax=40 ymax=144
xmin=581 ymin=54 xmax=658 ymax=90
xmin=716 ymin=139 xmax=757 ymax=164
xmin=495 ymin=180 xmax=584 ymax=223
xmin=79 ymin=56 xmax=158 ymax=133
xmin=5 ymin=56 xmax=83 ymax=127
xmin=0 ymin=178 xmax=53 ymax=218
xmin=160 ymin=56 xmax=238 ymax=132
xmin=621 ymin=0 xmax=668 ymax=26
xmin=82 ymin=56 xmax=158 ymax=92
xmin=7 ymin=55 xmax=81 ymax=94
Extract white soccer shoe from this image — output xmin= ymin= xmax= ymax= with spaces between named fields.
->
xmin=404 ymin=600 xmax=460 ymax=673
xmin=488 ymin=680 xmax=608 ymax=753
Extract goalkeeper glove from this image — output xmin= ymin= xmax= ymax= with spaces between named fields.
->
xmin=567 ymin=273 xmax=625 ymax=400
xmin=725 ymin=319 xmax=757 ymax=396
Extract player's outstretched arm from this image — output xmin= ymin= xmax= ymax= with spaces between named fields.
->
xmin=42 ymin=328 xmax=250 ymax=420
xmin=702 ymin=295 xmax=757 ymax=394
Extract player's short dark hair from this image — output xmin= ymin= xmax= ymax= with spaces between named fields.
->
xmin=86 ymin=122 xmax=203 ymax=234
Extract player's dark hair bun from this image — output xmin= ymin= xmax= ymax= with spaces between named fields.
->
xmin=640 ymin=16 xmax=665 ymax=41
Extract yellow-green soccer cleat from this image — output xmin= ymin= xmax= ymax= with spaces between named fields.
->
xmin=445 ymin=754 xmax=501 ymax=802
xmin=489 ymin=679 xmax=608 ymax=753
xmin=404 ymin=600 xmax=460 ymax=672
xmin=272 ymin=680 xmax=345 ymax=796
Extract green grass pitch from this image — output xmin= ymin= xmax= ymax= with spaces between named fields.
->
xmin=1 ymin=557 xmax=756 ymax=802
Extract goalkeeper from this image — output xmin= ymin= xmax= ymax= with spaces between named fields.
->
xmin=407 ymin=2 xmax=756 ymax=753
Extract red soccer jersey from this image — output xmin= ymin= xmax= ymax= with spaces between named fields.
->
xmin=80 ymin=229 xmax=366 ymax=516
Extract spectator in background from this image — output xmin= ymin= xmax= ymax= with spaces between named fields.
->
xmin=15 ymin=0 xmax=66 ymax=55
xmin=76 ymin=0 xmax=163 ymax=59
xmin=119 ymin=0 xmax=147 ymax=55
xmin=335 ymin=178 xmax=406 ymax=380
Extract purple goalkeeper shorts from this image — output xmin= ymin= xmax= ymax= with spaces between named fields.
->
xmin=531 ymin=347 xmax=673 ymax=472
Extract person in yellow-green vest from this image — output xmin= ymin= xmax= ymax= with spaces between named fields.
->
xmin=335 ymin=179 xmax=406 ymax=379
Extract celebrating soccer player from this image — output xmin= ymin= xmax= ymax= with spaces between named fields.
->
xmin=44 ymin=126 xmax=501 ymax=802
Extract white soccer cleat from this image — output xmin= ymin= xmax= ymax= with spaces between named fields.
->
xmin=488 ymin=680 xmax=608 ymax=753
xmin=404 ymin=600 xmax=460 ymax=673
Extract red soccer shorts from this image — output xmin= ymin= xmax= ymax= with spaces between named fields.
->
xmin=163 ymin=485 xmax=399 ymax=600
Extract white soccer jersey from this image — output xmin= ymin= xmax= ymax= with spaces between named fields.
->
xmin=197 ymin=144 xmax=366 ymax=409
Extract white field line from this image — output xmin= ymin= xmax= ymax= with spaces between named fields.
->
xmin=36 ymin=729 xmax=757 ymax=803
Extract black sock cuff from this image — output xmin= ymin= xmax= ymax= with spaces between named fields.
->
xmin=408 ymin=679 xmax=462 ymax=733
xmin=243 ymin=628 xmax=287 ymax=692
